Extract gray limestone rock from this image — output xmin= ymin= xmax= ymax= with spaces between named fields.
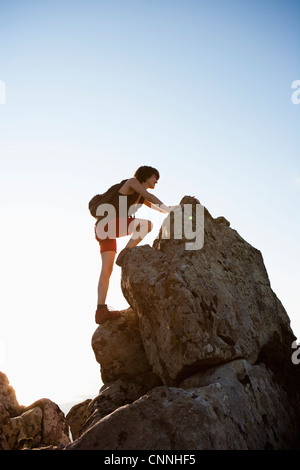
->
xmin=120 ymin=204 xmax=296 ymax=386
xmin=68 ymin=360 xmax=299 ymax=450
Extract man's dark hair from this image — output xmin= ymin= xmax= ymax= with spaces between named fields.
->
xmin=134 ymin=166 xmax=160 ymax=183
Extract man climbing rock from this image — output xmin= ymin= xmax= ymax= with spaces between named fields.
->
xmin=91 ymin=165 xmax=172 ymax=325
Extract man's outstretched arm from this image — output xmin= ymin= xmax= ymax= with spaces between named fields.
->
xmin=128 ymin=178 xmax=170 ymax=213
xmin=143 ymin=199 xmax=170 ymax=213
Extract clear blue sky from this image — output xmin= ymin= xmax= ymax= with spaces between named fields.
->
xmin=0 ymin=0 xmax=299 ymax=408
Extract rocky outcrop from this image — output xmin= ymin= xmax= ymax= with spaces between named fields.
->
xmin=69 ymin=360 xmax=299 ymax=450
xmin=67 ymin=198 xmax=300 ymax=450
xmin=65 ymin=399 xmax=92 ymax=441
xmin=4 ymin=197 xmax=298 ymax=450
xmin=91 ymin=307 xmax=160 ymax=386
xmin=0 ymin=372 xmax=22 ymax=449
xmin=0 ymin=372 xmax=70 ymax=449
xmin=120 ymin=203 xmax=295 ymax=386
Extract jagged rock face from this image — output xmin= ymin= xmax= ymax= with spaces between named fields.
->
xmin=0 ymin=372 xmax=22 ymax=449
xmin=3 ymin=407 xmax=43 ymax=449
xmin=4 ymin=198 xmax=295 ymax=450
xmin=66 ymin=399 xmax=92 ymax=441
xmin=81 ymin=378 xmax=151 ymax=437
xmin=83 ymin=200 xmax=300 ymax=449
xmin=66 ymin=377 xmax=162 ymax=441
xmin=91 ymin=307 xmax=160 ymax=385
xmin=69 ymin=360 xmax=300 ymax=450
xmin=120 ymin=205 xmax=296 ymax=385
xmin=0 ymin=372 xmax=70 ymax=449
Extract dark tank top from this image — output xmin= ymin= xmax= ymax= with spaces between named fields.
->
xmin=109 ymin=190 xmax=145 ymax=218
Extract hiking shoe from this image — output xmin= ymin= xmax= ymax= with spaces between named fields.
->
xmin=95 ymin=305 xmax=121 ymax=324
xmin=115 ymin=247 xmax=131 ymax=267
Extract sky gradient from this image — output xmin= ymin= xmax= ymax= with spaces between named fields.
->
xmin=0 ymin=0 xmax=299 ymax=408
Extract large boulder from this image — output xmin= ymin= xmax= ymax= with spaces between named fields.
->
xmin=3 ymin=407 xmax=43 ymax=449
xmin=0 ymin=372 xmax=24 ymax=449
xmin=73 ymin=199 xmax=300 ymax=450
xmin=0 ymin=372 xmax=70 ymax=449
xmin=82 ymin=378 xmax=151 ymax=434
xmin=68 ymin=359 xmax=300 ymax=450
xmin=60 ymin=198 xmax=300 ymax=450
xmin=24 ymin=399 xmax=70 ymax=448
xmin=120 ymin=202 xmax=296 ymax=386
xmin=91 ymin=307 xmax=161 ymax=387
xmin=66 ymin=399 xmax=92 ymax=441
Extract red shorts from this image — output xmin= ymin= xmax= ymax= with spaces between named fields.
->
xmin=94 ymin=217 xmax=135 ymax=253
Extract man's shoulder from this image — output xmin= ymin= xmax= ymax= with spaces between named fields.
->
xmin=126 ymin=177 xmax=135 ymax=185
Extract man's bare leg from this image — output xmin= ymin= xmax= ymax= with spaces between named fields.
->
xmin=95 ymin=250 xmax=121 ymax=324
xmin=97 ymin=250 xmax=116 ymax=305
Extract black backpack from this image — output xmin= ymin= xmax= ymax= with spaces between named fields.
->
xmin=88 ymin=179 xmax=128 ymax=218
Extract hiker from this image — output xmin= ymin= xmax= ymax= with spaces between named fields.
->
xmin=93 ymin=166 xmax=171 ymax=325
